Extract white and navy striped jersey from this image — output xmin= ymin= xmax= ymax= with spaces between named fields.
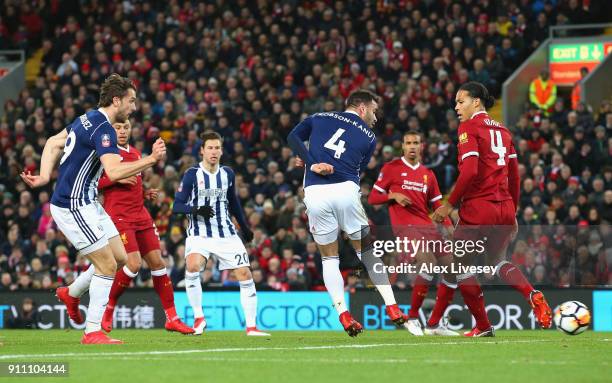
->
xmin=51 ymin=109 xmax=119 ymax=209
xmin=174 ymin=164 xmax=244 ymax=238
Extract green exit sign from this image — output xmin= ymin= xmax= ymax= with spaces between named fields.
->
xmin=550 ymin=43 xmax=605 ymax=63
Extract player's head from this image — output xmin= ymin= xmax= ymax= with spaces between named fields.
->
xmin=112 ymin=120 xmax=131 ymax=147
xmin=345 ymin=89 xmax=379 ymax=128
xmin=455 ymin=81 xmax=494 ymax=122
xmin=200 ymin=131 xmax=223 ymax=166
xmin=98 ymin=73 xmax=137 ymax=123
xmin=403 ymin=130 xmax=422 ymax=162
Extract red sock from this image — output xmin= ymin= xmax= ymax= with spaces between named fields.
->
xmin=498 ymin=262 xmax=534 ymax=300
xmin=152 ymin=270 xmax=178 ymax=321
xmin=408 ymin=274 xmax=431 ymax=318
xmin=108 ymin=266 xmax=133 ymax=308
xmin=427 ymin=281 xmax=456 ymax=327
xmin=458 ymin=276 xmax=491 ymax=331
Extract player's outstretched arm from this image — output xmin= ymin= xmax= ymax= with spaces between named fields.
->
xmin=20 ymin=129 xmax=67 ymax=188
xmin=100 ymin=138 xmax=165 ymax=182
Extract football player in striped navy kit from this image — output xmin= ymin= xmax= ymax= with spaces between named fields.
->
xmin=21 ymin=74 xmax=167 ymax=344
xmin=173 ymin=131 xmax=270 ymax=336
xmin=287 ymin=90 xmax=408 ymax=337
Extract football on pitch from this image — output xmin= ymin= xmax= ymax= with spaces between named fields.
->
xmin=553 ymin=301 xmax=591 ymax=335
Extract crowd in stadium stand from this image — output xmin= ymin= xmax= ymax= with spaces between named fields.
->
xmin=0 ymin=0 xmax=610 ymax=292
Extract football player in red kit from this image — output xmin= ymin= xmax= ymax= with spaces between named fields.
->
xmin=98 ymin=121 xmax=194 ymax=334
xmin=369 ymin=131 xmax=458 ymax=336
xmin=433 ymin=82 xmax=552 ymax=337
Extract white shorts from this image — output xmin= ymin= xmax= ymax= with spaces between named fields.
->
xmin=185 ymin=235 xmax=249 ymax=270
xmin=50 ymin=202 xmax=119 ymax=256
xmin=303 ymin=181 xmax=369 ymax=245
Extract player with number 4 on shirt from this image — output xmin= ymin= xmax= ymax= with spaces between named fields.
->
xmin=288 ymin=90 xmax=408 ymax=337
xmin=432 ymin=82 xmax=552 ymax=337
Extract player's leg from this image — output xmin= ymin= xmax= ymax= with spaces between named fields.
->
xmin=399 ymin=249 xmax=435 ymax=335
xmin=453 ymin=216 xmax=494 ymax=337
xmin=141 ymin=246 xmax=194 ymax=334
xmin=409 ymin=250 xmax=435 ymax=319
xmin=184 ymin=235 xmax=208 ymax=334
xmin=425 ymin=253 xmax=459 ymax=336
xmin=488 ymin=201 xmax=552 ymax=328
xmin=304 ymin=185 xmax=361 ymax=335
xmin=101 ymin=230 xmax=138 ymax=332
xmin=337 ymin=182 xmax=405 ymax=328
xmin=350 ymin=235 xmax=409 ymax=326
xmin=50 ymin=204 xmax=122 ymax=343
xmin=316 ymin=239 xmax=363 ymax=336
xmin=233 ymin=266 xmax=270 ymax=336
xmin=61 ymin=223 xmax=127 ymax=305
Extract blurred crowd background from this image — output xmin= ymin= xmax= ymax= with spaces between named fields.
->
xmin=0 ymin=0 xmax=610 ymax=293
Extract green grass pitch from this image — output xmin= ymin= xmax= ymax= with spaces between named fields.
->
xmin=0 ymin=330 xmax=610 ymax=383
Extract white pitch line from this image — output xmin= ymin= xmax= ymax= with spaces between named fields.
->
xmin=53 ymin=356 xmax=465 ymax=364
xmin=0 ymin=339 xmax=552 ymax=360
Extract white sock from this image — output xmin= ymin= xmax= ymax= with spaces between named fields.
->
xmin=85 ymin=274 xmax=113 ymax=334
xmin=69 ymin=265 xmax=95 ymax=298
xmin=239 ymin=279 xmax=257 ymax=328
xmin=185 ymin=271 xmax=204 ymax=318
xmin=360 ymin=247 xmax=397 ymax=306
xmin=322 ymin=256 xmax=347 ymax=315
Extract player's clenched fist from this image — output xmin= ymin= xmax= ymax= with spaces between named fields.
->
xmin=310 ymin=163 xmax=334 ymax=175
xmin=152 ymin=138 xmax=166 ymax=161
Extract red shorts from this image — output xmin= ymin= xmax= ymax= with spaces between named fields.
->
xmin=115 ymin=220 xmax=160 ymax=255
xmin=456 ymin=199 xmax=515 ymax=258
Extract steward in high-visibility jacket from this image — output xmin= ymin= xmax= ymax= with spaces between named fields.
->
xmin=529 ymin=70 xmax=557 ymax=116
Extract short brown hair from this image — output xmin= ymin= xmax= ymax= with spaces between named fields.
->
xmin=345 ymin=89 xmax=379 ymax=108
xmin=200 ymin=131 xmax=223 ymax=147
xmin=403 ymin=130 xmax=422 ymax=141
xmin=98 ymin=73 xmax=137 ymax=107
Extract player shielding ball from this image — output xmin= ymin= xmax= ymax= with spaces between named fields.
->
xmin=173 ymin=131 xmax=269 ymax=336
xmin=20 ymin=74 xmax=167 ymax=344
xmin=432 ymin=81 xmax=552 ymax=337
xmin=368 ymin=131 xmax=458 ymax=336
xmin=98 ymin=121 xmax=193 ymax=334
xmin=288 ymin=90 xmax=407 ymax=337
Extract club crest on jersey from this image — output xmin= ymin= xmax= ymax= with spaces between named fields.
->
xmin=101 ymin=134 xmax=111 ymax=147
xmin=459 ymin=132 xmax=468 ymax=144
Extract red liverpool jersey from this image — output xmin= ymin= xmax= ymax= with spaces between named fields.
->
xmin=98 ymin=145 xmax=152 ymax=225
xmin=455 ymin=111 xmax=516 ymax=203
xmin=373 ymin=157 xmax=443 ymax=225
